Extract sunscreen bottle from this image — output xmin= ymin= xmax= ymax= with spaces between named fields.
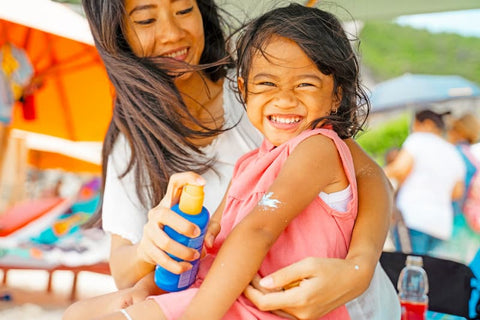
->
xmin=154 ymin=184 xmax=209 ymax=292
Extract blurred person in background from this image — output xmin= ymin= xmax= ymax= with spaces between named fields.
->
xmin=385 ymin=109 xmax=465 ymax=255
xmin=445 ymin=112 xmax=480 ymax=261
xmin=447 ymin=112 xmax=480 ymax=211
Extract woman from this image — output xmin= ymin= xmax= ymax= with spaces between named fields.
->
xmin=77 ymin=0 xmax=395 ymax=318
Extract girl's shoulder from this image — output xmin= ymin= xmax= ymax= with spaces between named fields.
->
xmin=287 ymin=128 xmax=344 ymax=152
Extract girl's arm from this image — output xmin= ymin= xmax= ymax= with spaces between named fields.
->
xmin=180 ymin=135 xmax=345 ymax=319
xmin=244 ymin=138 xmax=392 ymax=318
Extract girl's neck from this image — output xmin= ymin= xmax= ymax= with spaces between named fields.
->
xmin=176 ymin=71 xmax=225 ymax=147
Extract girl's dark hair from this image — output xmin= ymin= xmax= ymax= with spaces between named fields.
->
xmin=415 ymin=109 xmax=450 ymax=131
xmin=81 ymin=0 xmax=232 ymax=226
xmin=235 ymin=4 xmax=369 ymax=139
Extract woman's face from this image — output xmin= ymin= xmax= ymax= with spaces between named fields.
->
xmin=124 ymin=0 xmax=205 ymax=67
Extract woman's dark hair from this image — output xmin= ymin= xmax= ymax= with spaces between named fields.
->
xmin=81 ymin=0 xmax=232 ymax=226
xmin=235 ymin=3 xmax=369 ymax=139
xmin=415 ymin=109 xmax=450 ymax=131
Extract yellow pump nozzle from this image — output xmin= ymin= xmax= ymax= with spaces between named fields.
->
xmin=179 ymin=184 xmax=204 ymax=215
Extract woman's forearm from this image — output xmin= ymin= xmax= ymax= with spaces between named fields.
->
xmin=109 ymin=235 xmax=156 ymax=289
xmin=345 ymin=139 xmax=393 ymax=292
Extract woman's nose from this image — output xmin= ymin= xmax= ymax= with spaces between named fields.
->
xmin=157 ymin=15 xmax=185 ymax=44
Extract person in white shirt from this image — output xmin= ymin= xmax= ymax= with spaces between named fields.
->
xmin=385 ymin=109 xmax=466 ymax=254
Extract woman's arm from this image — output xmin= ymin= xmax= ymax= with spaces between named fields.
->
xmin=181 ymin=135 xmax=344 ymax=319
xmin=244 ymin=138 xmax=393 ymax=318
xmin=109 ymin=173 xmax=207 ymax=289
xmin=342 ymin=137 xmax=393 ymax=292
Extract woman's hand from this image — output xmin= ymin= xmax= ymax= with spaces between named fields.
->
xmin=136 ymin=172 xmax=206 ymax=274
xmin=244 ymin=257 xmax=373 ymax=320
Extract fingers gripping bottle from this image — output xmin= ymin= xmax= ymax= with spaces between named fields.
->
xmin=154 ymin=184 xmax=209 ymax=292
xmin=398 ymin=255 xmax=429 ymax=320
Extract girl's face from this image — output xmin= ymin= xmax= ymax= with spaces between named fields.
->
xmin=239 ymin=36 xmax=340 ymax=146
xmin=124 ymin=0 xmax=205 ymax=67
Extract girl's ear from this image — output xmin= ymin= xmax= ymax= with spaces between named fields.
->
xmin=238 ymin=77 xmax=246 ymax=101
xmin=333 ymin=86 xmax=343 ymax=109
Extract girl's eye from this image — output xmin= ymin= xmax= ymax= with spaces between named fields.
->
xmin=134 ymin=18 xmax=155 ymax=25
xmin=298 ymin=83 xmax=314 ymax=88
xmin=177 ymin=6 xmax=194 ymax=15
xmin=258 ymin=81 xmax=275 ymax=87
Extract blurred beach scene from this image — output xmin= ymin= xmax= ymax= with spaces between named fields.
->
xmin=1 ymin=1 xmax=480 ymax=319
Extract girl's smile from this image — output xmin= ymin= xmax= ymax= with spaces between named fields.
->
xmin=239 ymin=35 xmax=340 ymax=146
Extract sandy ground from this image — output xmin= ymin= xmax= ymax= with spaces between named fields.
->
xmin=0 ymin=269 xmax=117 ymax=320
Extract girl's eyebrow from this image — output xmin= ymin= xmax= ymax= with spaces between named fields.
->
xmin=252 ymin=73 xmax=279 ymax=81
xmin=129 ymin=4 xmax=157 ymax=16
xmin=253 ymin=73 xmax=322 ymax=82
xmin=294 ymin=74 xmax=322 ymax=82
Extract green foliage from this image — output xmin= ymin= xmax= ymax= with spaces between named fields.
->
xmin=356 ymin=114 xmax=410 ymax=165
xmin=357 ymin=22 xmax=480 ymax=163
xmin=359 ymin=21 xmax=480 ymax=84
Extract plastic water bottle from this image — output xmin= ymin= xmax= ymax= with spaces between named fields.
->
xmin=154 ymin=184 xmax=210 ymax=292
xmin=398 ymin=255 xmax=429 ymax=320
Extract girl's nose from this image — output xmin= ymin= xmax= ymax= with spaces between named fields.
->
xmin=274 ymin=89 xmax=298 ymax=109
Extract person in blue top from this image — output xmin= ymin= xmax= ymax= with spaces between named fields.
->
xmin=447 ymin=112 xmax=480 ymax=208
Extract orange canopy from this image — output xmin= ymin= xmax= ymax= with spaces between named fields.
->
xmin=0 ymin=0 xmax=113 ymax=142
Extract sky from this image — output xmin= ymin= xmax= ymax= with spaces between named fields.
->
xmin=395 ymin=9 xmax=480 ymax=38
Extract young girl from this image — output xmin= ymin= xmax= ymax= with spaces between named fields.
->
xmin=64 ymin=4 xmax=399 ymax=320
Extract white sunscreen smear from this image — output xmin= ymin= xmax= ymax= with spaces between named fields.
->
xmin=259 ymin=192 xmax=281 ymax=210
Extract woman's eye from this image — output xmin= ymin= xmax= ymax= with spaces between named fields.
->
xmin=177 ymin=6 xmax=193 ymax=15
xmin=134 ymin=18 xmax=155 ymax=25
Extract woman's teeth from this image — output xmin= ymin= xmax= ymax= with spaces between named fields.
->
xmin=164 ymin=48 xmax=187 ymax=58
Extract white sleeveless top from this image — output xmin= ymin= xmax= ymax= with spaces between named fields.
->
xmin=101 ymin=78 xmax=400 ymax=319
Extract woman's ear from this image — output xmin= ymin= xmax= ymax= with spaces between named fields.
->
xmin=238 ymin=77 xmax=247 ymax=101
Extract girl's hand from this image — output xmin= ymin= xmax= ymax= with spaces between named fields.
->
xmin=244 ymin=257 xmax=371 ymax=319
xmin=204 ymin=219 xmax=221 ymax=249
xmin=136 ymin=172 xmax=206 ymax=274
xmin=199 ymin=219 xmax=221 ymax=258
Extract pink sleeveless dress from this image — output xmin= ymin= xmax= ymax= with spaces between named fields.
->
xmin=150 ymin=128 xmax=357 ymax=319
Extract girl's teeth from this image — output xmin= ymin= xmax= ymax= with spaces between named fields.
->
xmin=271 ymin=116 xmax=300 ymax=124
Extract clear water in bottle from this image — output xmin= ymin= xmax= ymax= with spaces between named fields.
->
xmin=397 ymin=255 xmax=429 ymax=320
